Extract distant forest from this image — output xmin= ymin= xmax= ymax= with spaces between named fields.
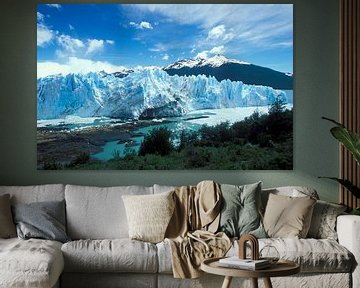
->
xmin=56 ymin=97 xmax=293 ymax=170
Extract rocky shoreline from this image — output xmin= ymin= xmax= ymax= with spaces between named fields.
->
xmin=37 ymin=120 xmax=161 ymax=168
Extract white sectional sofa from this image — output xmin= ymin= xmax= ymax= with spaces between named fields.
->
xmin=0 ymin=183 xmax=359 ymax=288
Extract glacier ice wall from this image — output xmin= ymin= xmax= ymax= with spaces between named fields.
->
xmin=37 ymin=69 xmax=289 ymax=120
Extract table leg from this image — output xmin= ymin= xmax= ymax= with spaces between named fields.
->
xmin=221 ymin=276 xmax=233 ymax=288
xmin=263 ymin=277 xmax=273 ymax=288
xmin=251 ymin=278 xmax=258 ymax=288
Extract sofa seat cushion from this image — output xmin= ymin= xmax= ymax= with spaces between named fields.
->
xmin=0 ymin=238 xmax=64 ymax=288
xmin=61 ymin=239 xmax=158 ymax=273
xmin=157 ymin=238 xmax=353 ymax=274
xmin=232 ymin=238 xmax=353 ymax=273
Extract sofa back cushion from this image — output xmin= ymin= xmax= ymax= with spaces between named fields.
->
xmin=0 ymin=194 xmax=17 ymax=238
xmin=0 ymin=184 xmax=65 ymax=204
xmin=153 ymin=184 xmax=176 ymax=194
xmin=65 ymin=185 xmax=153 ymax=239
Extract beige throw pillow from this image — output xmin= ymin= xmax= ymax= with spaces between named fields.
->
xmin=122 ymin=191 xmax=175 ymax=243
xmin=263 ymin=193 xmax=316 ymax=238
xmin=0 ymin=194 xmax=17 ymax=238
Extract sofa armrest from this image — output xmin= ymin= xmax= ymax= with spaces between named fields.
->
xmin=337 ymin=215 xmax=360 ymax=288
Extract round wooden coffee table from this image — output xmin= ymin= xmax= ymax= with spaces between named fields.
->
xmin=201 ymin=257 xmax=300 ymax=288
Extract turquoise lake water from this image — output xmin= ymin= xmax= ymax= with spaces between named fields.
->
xmin=91 ymin=104 xmax=293 ymax=161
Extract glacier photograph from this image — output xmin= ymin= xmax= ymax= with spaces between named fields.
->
xmin=37 ymin=4 xmax=293 ymax=170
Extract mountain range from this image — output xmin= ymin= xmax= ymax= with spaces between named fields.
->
xmin=163 ymin=55 xmax=292 ymax=90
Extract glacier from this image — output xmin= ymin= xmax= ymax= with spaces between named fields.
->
xmin=37 ymin=69 xmax=289 ymax=120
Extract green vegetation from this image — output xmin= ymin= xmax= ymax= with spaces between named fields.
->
xmin=54 ymin=98 xmax=293 ymax=170
xmin=320 ymin=117 xmax=360 ymax=200
xmin=138 ymin=127 xmax=174 ymax=156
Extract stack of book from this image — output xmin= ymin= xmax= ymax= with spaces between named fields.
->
xmin=218 ymin=257 xmax=271 ymax=270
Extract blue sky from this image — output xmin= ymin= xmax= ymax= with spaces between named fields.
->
xmin=37 ymin=4 xmax=293 ymax=78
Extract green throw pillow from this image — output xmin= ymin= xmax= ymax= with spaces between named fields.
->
xmin=218 ymin=182 xmax=266 ymax=238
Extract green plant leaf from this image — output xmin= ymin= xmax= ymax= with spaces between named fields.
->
xmin=330 ymin=127 xmax=360 ymax=165
xmin=322 ymin=117 xmax=360 ymax=165
xmin=319 ymin=176 xmax=360 ymax=199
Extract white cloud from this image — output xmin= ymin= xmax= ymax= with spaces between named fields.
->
xmin=69 ymin=24 xmax=74 ymax=30
xmin=37 ymin=12 xmax=45 ymax=23
xmin=223 ymin=32 xmax=235 ymax=41
xmin=207 ymin=25 xmax=226 ymax=40
xmin=196 ymin=45 xmax=225 ymax=59
xmin=46 ymin=4 xmax=62 ymax=9
xmin=149 ymin=43 xmax=167 ymax=52
xmin=37 ymin=61 xmax=69 ymax=78
xmin=56 ymin=34 xmax=85 ymax=55
xmin=196 ymin=51 xmax=209 ymax=59
xmin=129 ymin=21 xmax=153 ymax=29
xmin=140 ymin=21 xmax=153 ymax=29
xmin=86 ymin=39 xmax=104 ymax=54
xmin=209 ymin=45 xmax=225 ymax=54
xmin=37 ymin=57 xmax=128 ymax=78
xmin=54 ymin=34 xmax=114 ymax=57
xmin=162 ymin=54 xmax=169 ymax=60
xmin=207 ymin=25 xmax=235 ymax=43
xmin=133 ymin=4 xmax=293 ymax=49
xmin=37 ymin=24 xmax=54 ymax=47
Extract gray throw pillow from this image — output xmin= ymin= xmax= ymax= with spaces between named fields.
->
xmin=218 ymin=182 xmax=266 ymax=238
xmin=0 ymin=194 xmax=17 ymax=238
xmin=307 ymin=200 xmax=347 ymax=240
xmin=12 ymin=200 xmax=70 ymax=243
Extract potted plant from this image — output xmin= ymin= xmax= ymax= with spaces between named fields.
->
xmin=320 ymin=117 xmax=360 ymax=215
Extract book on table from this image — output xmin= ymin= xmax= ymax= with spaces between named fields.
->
xmin=218 ymin=257 xmax=271 ymax=270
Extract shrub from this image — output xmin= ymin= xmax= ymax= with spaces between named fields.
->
xmin=138 ymin=127 xmax=174 ymax=156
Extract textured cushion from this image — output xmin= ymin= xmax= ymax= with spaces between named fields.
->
xmin=61 ymin=239 xmax=158 ymax=273
xmin=263 ymin=193 xmax=316 ymax=238
xmin=337 ymin=215 xmax=360 ymax=288
xmin=122 ymin=191 xmax=175 ymax=243
xmin=218 ymin=182 xmax=266 ymax=238
xmin=12 ymin=200 xmax=70 ymax=243
xmin=0 ymin=238 xmax=64 ymax=288
xmin=307 ymin=200 xmax=347 ymax=240
xmin=65 ymin=185 xmax=153 ymax=239
xmin=158 ymin=237 xmax=353 ymax=274
xmin=226 ymin=238 xmax=353 ymax=273
xmin=0 ymin=184 xmax=65 ymax=204
xmin=0 ymin=194 xmax=16 ymax=238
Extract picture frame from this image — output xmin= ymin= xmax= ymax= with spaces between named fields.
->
xmin=37 ymin=4 xmax=293 ymax=170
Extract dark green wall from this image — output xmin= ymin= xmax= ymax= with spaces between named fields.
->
xmin=0 ymin=0 xmax=340 ymax=202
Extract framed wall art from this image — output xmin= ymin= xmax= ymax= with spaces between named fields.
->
xmin=37 ymin=4 xmax=293 ymax=170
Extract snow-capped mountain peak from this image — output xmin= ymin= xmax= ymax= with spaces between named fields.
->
xmin=202 ymin=54 xmax=250 ymax=67
xmin=164 ymin=55 xmax=250 ymax=70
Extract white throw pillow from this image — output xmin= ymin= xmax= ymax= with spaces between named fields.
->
xmin=122 ymin=191 xmax=175 ymax=243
